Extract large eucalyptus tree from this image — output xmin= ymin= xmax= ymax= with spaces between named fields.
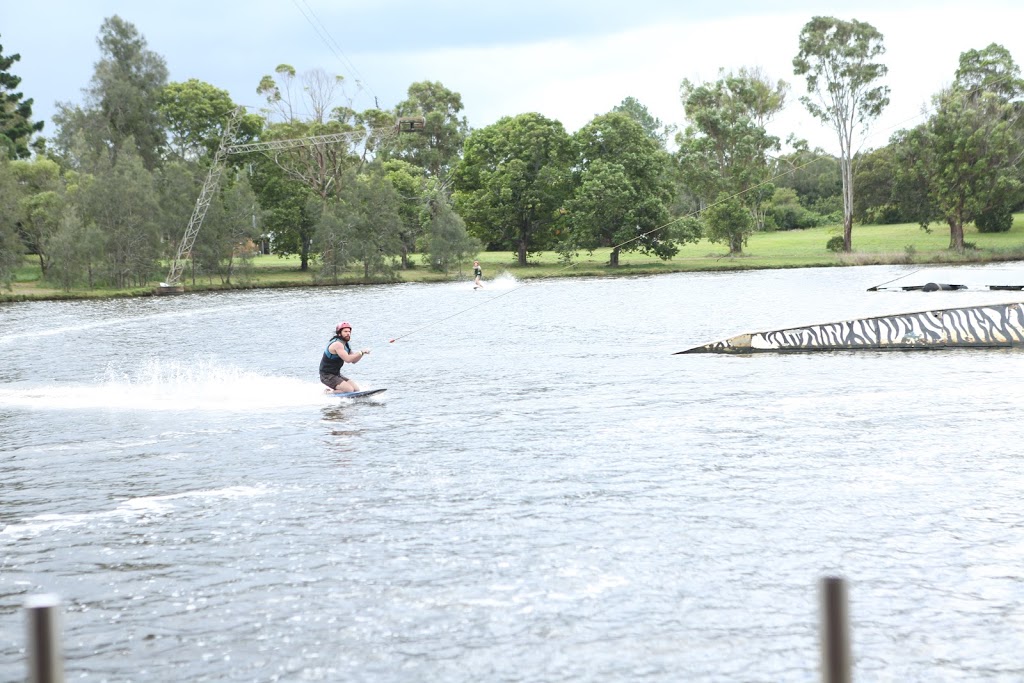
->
xmin=676 ymin=68 xmax=786 ymax=254
xmin=793 ymin=16 xmax=889 ymax=252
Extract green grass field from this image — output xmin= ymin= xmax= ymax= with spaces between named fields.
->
xmin=4 ymin=216 xmax=1024 ymax=301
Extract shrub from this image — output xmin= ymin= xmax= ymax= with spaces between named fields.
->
xmin=826 ymin=235 xmax=846 ymax=252
xmin=766 ymin=187 xmax=821 ymax=230
xmin=975 ymin=205 xmax=1013 ymax=233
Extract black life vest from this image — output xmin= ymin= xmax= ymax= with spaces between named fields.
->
xmin=319 ymin=336 xmax=351 ymax=375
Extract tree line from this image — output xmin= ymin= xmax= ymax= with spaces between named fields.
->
xmin=1 ymin=15 xmax=1023 ymax=291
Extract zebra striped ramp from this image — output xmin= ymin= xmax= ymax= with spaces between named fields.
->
xmin=678 ymin=301 xmax=1024 ymax=354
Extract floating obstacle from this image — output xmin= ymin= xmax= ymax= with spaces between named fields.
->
xmin=678 ymin=301 xmax=1024 ymax=354
xmin=867 ymin=282 xmax=1024 ymax=292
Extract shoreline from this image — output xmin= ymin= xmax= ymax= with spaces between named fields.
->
xmin=5 ymin=242 xmax=1024 ymax=304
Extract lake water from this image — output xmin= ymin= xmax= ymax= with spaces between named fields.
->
xmin=2 ymin=263 xmax=1024 ymax=682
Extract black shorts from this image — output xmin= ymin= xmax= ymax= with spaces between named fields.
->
xmin=320 ymin=371 xmax=349 ymax=389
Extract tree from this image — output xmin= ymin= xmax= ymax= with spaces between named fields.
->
xmin=793 ymin=16 xmax=890 ymax=252
xmin=346 ymin=172 xmax=404 ymax=279
xmin=953 ymin=43 xmax=1024 ymax=236
xmin=558 ymin=159 xmax=632 ymax=263
xmin=76 ymin=143 xmax=161 ymax=287
xmin=85 ymin=16 xmax=169 ymax=170
xmin=316 ymin=171 xmax=404 ymax=281
xmin=382 ymin=81 xmax=471 ymax=271
xmin=390 ymin=81 xmax=469 ymax=184
xmin=561 ymin=112 xmax=685 ymax=266
xmin=676 ymin=69 xmax=785 ymax=252
xmin=45 ymin=197 xmax=106 ymax=291
xmin=454 ymin=113 xmax=572 ymax=265
xmin=250 ymin=65 xmax=369 ymax=271
xmin=954 ymin=43 xmax=1024 ymax=102
xmin=0 ymin=38 xmax=44 ymax=159
xmin=12 ymin=158 xmax=64 ymax=276
xmin=158 ymin=79 xmax=236 ymax=161
xmin=257 ymin=65 xmax=349 ymax=125
xmin=765 ymin=186 xmax=821 ymax=230
xmin=381 ymin=158 xmax=429 ymax=269
xmin=894 ymin=45 xmax=1024 ymax=252
xmin=702 ymin=193 xmax=754 ymax=254
xmin=49 ymin=105 xmax=107 ymax=171
xmin=611 ymin=96 xmax=672 ymax=145
xmin=727 ymin=67 xmax=789 ymax=128
xmin=313 ymin=198 xmax=350 ymax=282
xmin=252 ymin=114 xmax=361 ymax=270
xmin=248 ymin=160 xmax=317 ymax=270
xmin=0 ymin=158 xmax=23 ymax=286
xmin=852 ymin=144 xmax=895 ymax=224
xmin=191 ymin=174 xmax=260 ymax=285
xmin=155 ymin=160 xmax=201 ymax=247
xmin=425 ymin=201 xmax=480 ymax=274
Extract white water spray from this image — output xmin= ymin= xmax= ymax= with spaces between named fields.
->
xmin=0 ymin=357 xmax=342 ymax=411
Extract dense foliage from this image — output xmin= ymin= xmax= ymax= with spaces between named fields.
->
xmin=1 ymin=15 xmax=1022 ymax=293
xmin=677 ymin=69 xmax=786 ymax=254
xmin=893 ymin=44 xmax=1024 ymax=252
xmin=0 ymin=37 xmax=44 ymax=159
xmin=453 ymin=112 xmax=573 ymax=266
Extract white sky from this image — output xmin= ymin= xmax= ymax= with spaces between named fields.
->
xmin=3 ymin=0 xmax=1023 ymax=155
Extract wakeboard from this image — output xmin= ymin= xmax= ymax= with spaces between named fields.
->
xmin=331 ymin=388 xmax=387 ymax=399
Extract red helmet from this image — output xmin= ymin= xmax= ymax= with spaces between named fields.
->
xmin=336 ymin=321 xmax=352 ymax=333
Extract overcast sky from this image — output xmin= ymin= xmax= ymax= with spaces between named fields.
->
xmin=3 ymin=0 xmax=1023 ymax=155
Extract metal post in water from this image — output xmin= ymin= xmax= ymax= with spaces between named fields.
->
xmin=25 ymin=594 xmax=64 ymax=683
xmin=819 ymin=576 xmax=851 ymax=683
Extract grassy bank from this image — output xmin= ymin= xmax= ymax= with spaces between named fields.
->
xmin=4 ymin=218 xmax=1024 ymax=302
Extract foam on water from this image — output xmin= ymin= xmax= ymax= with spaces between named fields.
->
xmin=1 ymin=485 xmax=269 ymax=538
xmin=447 ymin=271 xmax=520 ymax=291
xmin=0 ymin=357 xmax=340 ymax=411
xmin=477 ymin=272 xmax=520 ymax=290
